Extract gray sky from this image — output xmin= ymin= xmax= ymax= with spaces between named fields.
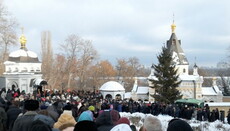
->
xmin=3 ymin=0 xmax=230 ymax=67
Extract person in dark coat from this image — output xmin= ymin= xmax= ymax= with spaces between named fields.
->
xmin=210 ymin=109 xmax=216 ymax=122
xmin=30 ymin=120 xmax=52 ymax=131
xmin=74 ymin=120 xmax=97 ymax=131
xmin=197 ymin=108 xmax=203 ymax=121
xmin=6 ymin=100 xmax=22 ymax=131
xmin=215 ymin=108 xmax=219 ymax=120
xmin=95 ymin=110 xmax=117 ymax=131
xmin=167 ymin=119 xmax=193 ymax=131
xmin=12 ymin=100 xmax=39 ymax=131
xmin=0 ymin=103 xmax=7 ymax=131
xmin=227 ymin=109 xmax=230 ymax=124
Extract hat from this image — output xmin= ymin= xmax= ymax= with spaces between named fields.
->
xmin=167 ymin=119 xmax=193 ymax=131
xmin=53 ymin=113 xmax=76 ymax=129
xmin=117 ymin=117 xmax=130 ymax=125
xmin=88 ymin=106 xmax=95 ymax=111
xmin=110 ymin=124 xmax=132 ymax=131
xmin=74 ymin=121 xmax=97 ymax=131
xmin=24 ymin=100 xmax=39 ymax=111
xmin=110 ymin=110 xmax=120 ymax=125
xmin=78 ymin=110 xmax=94 ymax=122
xmin=34 ymin=114 xmax=55 ymax=128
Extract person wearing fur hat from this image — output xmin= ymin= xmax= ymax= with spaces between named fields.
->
xmin=143 ymin=115 xmax=162 ymax=131
xmin=167 ymin=119 xmax=193 ymax=131
xmin=12 ymin=100 xmax=39 ymax=131
xmin=53 ymin=113 xmax=77 ymax=131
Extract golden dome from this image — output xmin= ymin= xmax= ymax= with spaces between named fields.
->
xmin=171 ymin=23 xmax=176 ymax=33
xmin=20 ymin=27 xmax=27 ymax=49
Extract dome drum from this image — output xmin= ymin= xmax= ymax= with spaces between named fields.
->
xmin=8 ymin=56 xmax=39 ymax=63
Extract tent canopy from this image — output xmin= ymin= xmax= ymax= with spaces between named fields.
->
xmin=175 ymin=98 xmax=204 ymax=108
xmin=32 ymin=79 xmax=48 ymax=86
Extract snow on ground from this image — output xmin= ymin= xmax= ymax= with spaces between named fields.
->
xmin=120 ymin=112 xmax=230 ymax=131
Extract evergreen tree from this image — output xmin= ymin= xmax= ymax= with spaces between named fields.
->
xmin=150 ymin=46 xmax=182 ymax=103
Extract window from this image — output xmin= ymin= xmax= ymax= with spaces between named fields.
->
xmin=14 ymin=68 xmax=19 ymax=72
xmin=183 ymin=68 xmax=186 ymax=73
xmin=30 ymin=67 xmax=34 ymax=72
xmin=21 ymin=67 xmax=27 ymax=72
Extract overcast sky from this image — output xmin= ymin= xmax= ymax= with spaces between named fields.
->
xmin=3 ymin=0 xmax=230 ymax=67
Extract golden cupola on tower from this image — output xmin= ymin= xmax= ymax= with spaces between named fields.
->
xmin=7 ymin=28 xmax=39 ymax=62
xmin=171 ymin=22 xmax=176 ymax=33
xmin=20 ymin=27 xmax=27 ymax=50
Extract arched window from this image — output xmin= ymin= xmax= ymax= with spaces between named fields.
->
xmin=14 ymin=67 xmax=19 ymax=72
xmin=105 ymin=94 xmax=112 ymax=100
xmin=36 ymin=67 xmax=41 ymax=72
xmin=30 ymin=67 xmax=34 ymax=72
xmin=8 ymin=67 xmax=12 ymax=72
xmin=183 ymin=68 xmax=186 ymax=73
xmin=21 ymin=67 xmax=27 ymax=72
xmin=115 ymin=94 xmax=122 ymax=100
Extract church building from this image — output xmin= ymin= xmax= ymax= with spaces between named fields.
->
xmin=146 ymin=22 xmax=223 ymax=102
xmin=2 ymin=30 xmax=44 ymax=93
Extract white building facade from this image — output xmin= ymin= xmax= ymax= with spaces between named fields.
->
xmin=2 ymin=31 xmax=43 ymax=93
xmin=99 ymin=81 xmax=125 ymax=100
xmin=147 ymin=22 xmax=223 ymax=102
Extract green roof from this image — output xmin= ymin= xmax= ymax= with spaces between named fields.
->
xmin=175 ymin=98 xmax=204 ymax=105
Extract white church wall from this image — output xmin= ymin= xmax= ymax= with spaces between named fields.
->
xmin=176 ymin=65 xmax=189 ymax=75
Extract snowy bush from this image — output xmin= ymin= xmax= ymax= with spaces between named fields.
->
xmin=120 ymin=112 xmax=230 ymax=131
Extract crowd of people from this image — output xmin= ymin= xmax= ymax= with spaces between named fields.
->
xmin=0 ymin=87 xmax=229 ymax=131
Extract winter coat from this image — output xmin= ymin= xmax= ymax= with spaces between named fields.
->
xmin=215 ymin=109 xmax=219 ymax=120
xmin=227 ymin=112 xmax=230 ymax=124
xmin=1 ymin=91 xmax=6 ymax=100
xmin=53 ymin=113 xmax=76 ymax=130
xmin=12 ymin=111 xmax=38 ymax=131
xmin=6 ymin=93 xmax=13 ymax=102
xmin=34 ymin=114 xmax=55 ymax=128
xmin=0 ymin=107 xmax=7 ymax=131
xmin=74 ymin=121 xmax=97 ymax=131
xmin=6 ymin=105 xmax=22 ymax=131
xmin=95 ymin=111 xmax=114 ymax=131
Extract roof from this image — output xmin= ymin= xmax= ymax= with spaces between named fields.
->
xmin=167 ymin=33 xmax=189 ymax=65
xmin=175 ymin=98 xmax=204 ymax=105
xmin=205 ymin=102 xmax=230 ymax=107
xmin=8 ymin=49 xmax=39 ymax=63
xmin=100 ymin=81 xmax=125 ymax=91
xmin=124 ymin=92 xmax=131 ymax=99
xmin=213 ymin=85 xmax=220 ymax=92
xmin=179 ymin=74 xmax=201 ymax=81
xmin=136 ymin=86 xmax=149 ymax=94
xmin=201 ymin=87 xmax=217 ymax=95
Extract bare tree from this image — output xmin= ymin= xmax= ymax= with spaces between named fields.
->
xmin=41 ymin=31 xmax=53 ymax=84
xmin=77 ymin=39 xmax=98 ymax=89
xmin=51 ymin=54 xmax=68 ymax=90
xmin=59 ymin=34 xmax=98 ymax=90
xmin=0 ymin=4 xmax=18 ymax=74
xmin=115 ymin=57 xmax=144 ymax=91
